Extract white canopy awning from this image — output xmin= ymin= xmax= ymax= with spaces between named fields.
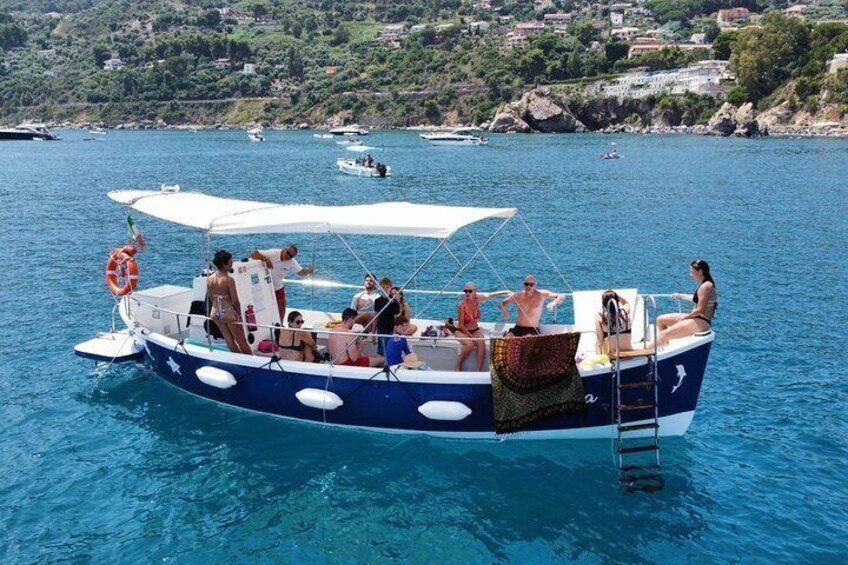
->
xmin=108 ymin=190 xmax=517 ymax=239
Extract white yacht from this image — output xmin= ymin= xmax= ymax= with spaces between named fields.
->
xmin=329 ymin=125 xmax=368 ymax=136
xmin=0 ymin=123 xmax=60 ymax=141
xmin=419 ymin=128 xmax=487 ymax=146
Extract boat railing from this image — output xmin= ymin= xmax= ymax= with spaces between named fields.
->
xmin=125 ymin=292 xmax=685 ymax=355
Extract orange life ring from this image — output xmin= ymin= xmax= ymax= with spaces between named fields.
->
xmin=105 ymin=245 xmax=139 ymax=296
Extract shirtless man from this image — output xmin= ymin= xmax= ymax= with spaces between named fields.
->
xmin=329 ymin=308 xmax=384 ymax=367
xmin=499 ymin=275 xmax=567 ymax=337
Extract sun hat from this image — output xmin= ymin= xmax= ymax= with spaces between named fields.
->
xmin=401 ymin=353 xmax=426 ymax=369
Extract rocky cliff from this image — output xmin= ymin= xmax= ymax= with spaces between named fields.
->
xmin=488 ymin=88 xmax=773 ymax=137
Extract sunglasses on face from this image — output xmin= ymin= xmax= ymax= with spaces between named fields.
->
xmin=293 ymin=319 xmax=304 ymax=325
xmin=524 ymin=282 xmax=535 ymax=287
xmin=464 ymin=289 xmax=474 ymax=294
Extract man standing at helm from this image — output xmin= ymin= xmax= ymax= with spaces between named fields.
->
xmin=499 ymin=275 xmax=567 ymax=337
xmin=251 ymin=245 xmax=315 ymax=323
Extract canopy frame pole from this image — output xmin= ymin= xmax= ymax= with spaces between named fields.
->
xmin=310 ymin=234 xmax=317 ymax=311
xmin=329 ymin=234 xmax=451 ymax=366
xmin=415 ymin=216 xmax=513 ymax=319
xmin=461 ymin=226 xmax=534 ymax=324
xmin=203 ymin=231 xmax=211 ymax=272
xmin=442 ymin=244 xmax=464 ymax=267
xmin=517 ymin=212 xmax=574 ymax=293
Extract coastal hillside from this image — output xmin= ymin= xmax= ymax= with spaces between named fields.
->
xmin=0 ymin=0 xmax=846 ymax=131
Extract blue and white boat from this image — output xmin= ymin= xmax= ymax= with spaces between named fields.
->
xmin=75 ymin=188 xmax=713 ymax=440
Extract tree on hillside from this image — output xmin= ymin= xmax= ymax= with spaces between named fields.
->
xmin=712 ymin=31 xmax=737 ymax=61
xmin=730 ymin=12 xmax=810 ymax=104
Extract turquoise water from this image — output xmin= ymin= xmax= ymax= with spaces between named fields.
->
xmin=1 ymin=130 xmax=846 ymax=563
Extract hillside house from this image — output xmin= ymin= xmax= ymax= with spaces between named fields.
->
xmin=611 ymin=27 xmax=641 ymax=40
xmin=543 ymin=13 xmax=572 ymax=28
xmin=717 ymin=8 xmax=750 ymax=27
xmin=829 ymin=53 xmax=848 ymax=74
xmin=103 ymin=58 xmax=125 ymax=71
xmin=469 ymin=21 xmax=490 ymax=34
xmin=628 ymin=42 xmax=711 ymax=58
xmin=784 ymin=5 xmax=808 ymax=18
xmin=595 ymin=60 xmax=733 ymax=97
xmin=611 ymin=12 xmax=624 ymax=27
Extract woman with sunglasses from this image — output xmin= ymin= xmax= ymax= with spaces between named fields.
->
xmin=454 ymin=283 xmax=509 ymax=371
xmin=276 ymin=310 xmax=315 ymax=363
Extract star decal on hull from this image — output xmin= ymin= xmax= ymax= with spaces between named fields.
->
xmin=166 ymin=356 xmax=182 ymax=375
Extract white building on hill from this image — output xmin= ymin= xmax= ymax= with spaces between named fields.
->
xmin=594 ymin=60 xmax=734 ymax=98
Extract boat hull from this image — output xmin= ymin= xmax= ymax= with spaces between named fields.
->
xmin=139 ymin=334 xmax=711 ymax=439
xmin=422 ymin=138 xmax=486 ymax=146
xmin=0 ymin=130 xmax=57 ymax=141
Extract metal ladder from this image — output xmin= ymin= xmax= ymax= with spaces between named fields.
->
xmin=609 ymin=296 xmax=663 ymax=492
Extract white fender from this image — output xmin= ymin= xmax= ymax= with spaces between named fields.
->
xmin=296 ymin=388 xmax=344 ymax=410
xmin=418 ymin=401 xmax=472 ymax=421
xmin=196 ymin=366 xmax=237 ymax=389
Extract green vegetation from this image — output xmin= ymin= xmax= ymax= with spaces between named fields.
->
xmin=0 ymin=1 xmax=846 ymax=126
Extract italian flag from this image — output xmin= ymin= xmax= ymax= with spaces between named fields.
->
xmin=127 ymin=215 xmax=146 ymax=251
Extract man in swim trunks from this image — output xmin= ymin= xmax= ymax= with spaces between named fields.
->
xmin=499 ymin=275 xmax=567 ymax=337
xmin=251 ymin=245 xmax=315 ymax=323
xmin=329 ymin=308 xmax=384 ymax=367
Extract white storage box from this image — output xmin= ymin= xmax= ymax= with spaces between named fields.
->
xmin=131 ymin=285 xmax=193 ymax=336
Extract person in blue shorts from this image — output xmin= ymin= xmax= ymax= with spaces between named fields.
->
xmin=385 ymin=316 xmax=413 ymax=366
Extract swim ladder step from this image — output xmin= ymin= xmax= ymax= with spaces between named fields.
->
xmin=611 ymin=348 xmax=656 ymax=360
xmin=618 ymin=380 xmax=655 ymax=389
xmin=618 ymin=444 xmax=659 ymax=455
xmin=619 ymin=402 xmax=657 ymax=412
xmin=620 ymin=464 xmax=660 ymax=473
xmin=618 ymin=422 xmax=659 ymax=433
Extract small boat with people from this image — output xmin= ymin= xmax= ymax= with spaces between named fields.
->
xmin=76 ymin=187 xmax=715 ymax=447
xmin=247 ymin=127 xmax=264 ymax=142
xmin=601 ymin=150 xmax=620 ymax=160
xmin=337 ymin=157 xmax=390 ymax=178
xmin=0 ymin=123 xmax=60 ymax=141
xmin=329 ymin=125 xmax=368 ymax=136
xmin=420 ymin=128 xmax=488 ymax=146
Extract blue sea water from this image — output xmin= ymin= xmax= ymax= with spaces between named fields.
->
xmin=1 ymin=130 xmax=846 ymax=563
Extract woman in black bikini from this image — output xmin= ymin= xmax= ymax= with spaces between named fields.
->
xmin=276 ymin=311 xmax=314 ymax=362
xmin=594 ymin=290 xmax=633 ymax=354
xmin=655 ymin=259 xmax=717 ymax=346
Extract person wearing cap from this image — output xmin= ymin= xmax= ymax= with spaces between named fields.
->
xmin=499 ymin=275 xmax=566 ymax=337
xmin=455 ymin=282 xmax=509 ymax=371
xmin=329 ymin=308 xmax=384 ymax=367
xmin=251 ymin=245 xmax=314 ymax=323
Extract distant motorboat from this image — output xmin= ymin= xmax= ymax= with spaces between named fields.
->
xmin=89 ymin=127 xmax=107 ymax=135
xmin=420 ymin=128 xmax=487 ymax=146
xmin=314 ymin=133 xmax=334 ymax=139
xmin=247 ymin=127 xmax=264 ymax=142
xmin=601 ymin=151 xmax=620 ymax=160
xmin=337 ymin=158 xmax=390 ymax=178
xmin=329 ymin=125 xmax=368 ymax=136
xmin=0 ymin=123 xmax=60 ymax=141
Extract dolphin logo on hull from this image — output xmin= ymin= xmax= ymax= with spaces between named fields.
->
xmin=672 ymin=364 xmax=686 ymax=394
